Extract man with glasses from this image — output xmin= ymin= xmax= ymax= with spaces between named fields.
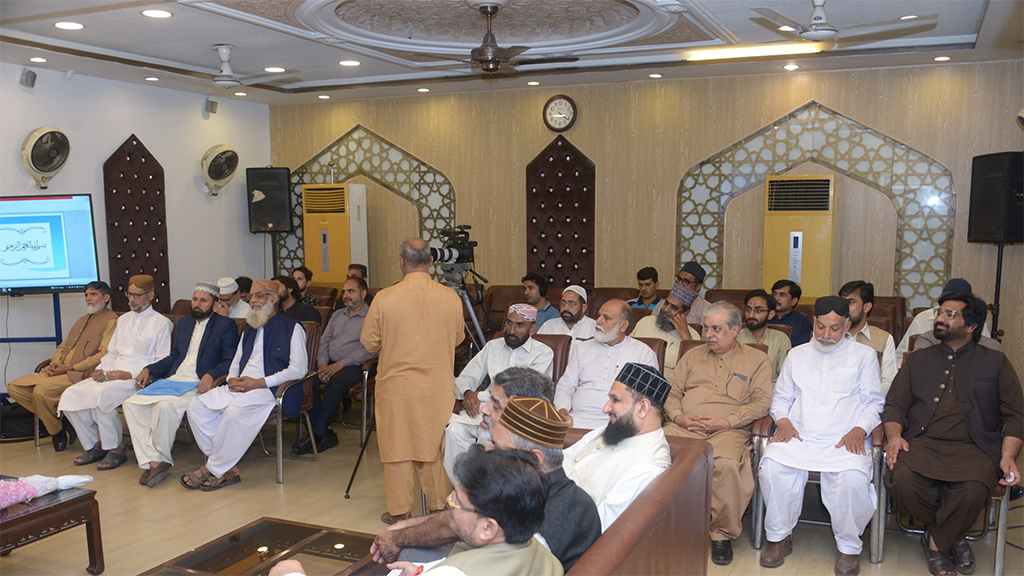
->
xmin=630 ymin=283 xmax=700 ymax=379
xmin=896 ymin=278 xmax=997 ymax=367
xmin=443 ymin=304 xmax=553 ymax=483
xmin=883 ymin=291 xmax=1022 ymax=576
xmin=652 ymin=261 xmax=711 ymax=324
xmin=7 ymin=281 xmax=118 ymax=452
xmin=737 ymin=289 xmax=791 ymax=383
xmin=537 ymin=285 xmax=596 ymax=356
xmin=214 ymin=277 xmax=251 ymax=319
xmin=59 ymin=274 xmax=172 ymax=470
xmin=769 ymin=279 xmax=813 ymax=347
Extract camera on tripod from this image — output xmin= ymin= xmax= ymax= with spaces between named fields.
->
xmin=430 ymin=225 xmax=477 ymax=265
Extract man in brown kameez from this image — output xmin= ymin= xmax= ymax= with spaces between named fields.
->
xmin=884 ymin=291 xmax=1023 ymax=576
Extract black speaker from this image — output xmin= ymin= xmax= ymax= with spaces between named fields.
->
xmin=968 ymin=151 xmax=1023 ymax=244
xmin=246 ymin=167 xmax=293 ymax=233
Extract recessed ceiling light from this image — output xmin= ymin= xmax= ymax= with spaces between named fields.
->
xmin=54 ymin=22 xmax=84 ymax=30
xmin=900 ymin=15 xmax=918 ymax=21
xmin=339 ymin=60 xmax=361 ymax=67
xmin=648 ymin=73 xmax=662 ymax=79
xmin=234 ymin=92 xmax=247 ymax=96
xmin=783 ymin=64 xmax=800 ymax=71
xmin=687 ymin=43 xmax=822 ymax=61
xmin=144 ymin=76 xmax=159 ymax=81
xmin=142 ymin=9 xmax=172 ymax=19
xmin=264 ymin=66 xmax=286 ymax=73
xmin=318 ymin=95 xmax=330 ymax=99
xmin=779 ymin=25 xmax=796 ymax=32
xmin=934 ymin=56 xmax=950 ymax=61
xmin=418 ymin=88 xmax=430 ymax=93
xmin=526 ymin=81 xmax=540 ymax=86
xmin=30 ymin=57 xmax=47 ymax=63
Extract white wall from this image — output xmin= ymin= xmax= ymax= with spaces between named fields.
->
xmin=0 ymin=63 xmax=272 ymax=390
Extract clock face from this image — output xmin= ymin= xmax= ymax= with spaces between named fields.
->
xmin=544 ymin=95 xmax=577 ymax=132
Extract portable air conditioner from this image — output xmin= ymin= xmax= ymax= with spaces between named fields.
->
xmin=761 ymin=175 xmax=840 ymax=299
xmin=301 ymin=183 xmax=367 ymax=284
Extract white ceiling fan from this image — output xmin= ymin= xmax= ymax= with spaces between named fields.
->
xmin=753 ymin=0 xmax=937 ymax=46
xmin=210 ymin=44 xmax=298 ymax=89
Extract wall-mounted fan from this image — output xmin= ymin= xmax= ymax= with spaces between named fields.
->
xmin=202 ymin=144 xmax=239 ymax=195
xmin=22 ymin=127 xmax=70 ymax=189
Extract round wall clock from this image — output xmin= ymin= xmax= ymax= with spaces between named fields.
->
xmin=543 ymin=95 xmax=577 ymax=132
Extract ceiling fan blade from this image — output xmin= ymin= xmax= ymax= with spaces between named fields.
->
xmin=841 ymin=13 xmax=938 ymax=33
xmin=509 ymin=56 xmax=580 ymax=66
xmin=752 ymin=7 xmax=807 ymax=32
xmin=496 ymin=45 xmax=530 ymax=60
xmin=838 ymin=23 xmax=940 ymax=47
xmin=239 ymin=69 xmax=300 ymax=85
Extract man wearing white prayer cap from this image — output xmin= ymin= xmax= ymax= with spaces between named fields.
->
xmin=214 ymin=276 xmax=251 ymax=319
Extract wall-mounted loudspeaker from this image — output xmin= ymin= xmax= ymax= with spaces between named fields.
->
xmin=968 ymin=151 xmax=1023 ymax=244
xmin=20 ymin=68 xmax=36 ymax=88
xmin=246 ymin=167 xmax=293 ymax=233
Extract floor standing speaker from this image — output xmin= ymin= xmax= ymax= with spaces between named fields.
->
xmin=968 ymin=151 xmax=1023 ymax=244
xmin=246 ymin=167 xmax=293 ymax=233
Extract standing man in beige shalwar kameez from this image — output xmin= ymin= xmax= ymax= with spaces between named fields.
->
xmin=663 ymin=301 xmax=773 ymax=566
xmin=361 ymin=237 xmax=465 ymax=525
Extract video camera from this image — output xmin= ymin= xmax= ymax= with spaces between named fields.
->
xmin=430 ymin=225 xmax=477 ymax=265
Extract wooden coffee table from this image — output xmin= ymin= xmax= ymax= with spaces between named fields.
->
xmin=0 ymin=485 xmax=104 ymax=574
xmin=141 ymin=517 xmax=388 ymax=576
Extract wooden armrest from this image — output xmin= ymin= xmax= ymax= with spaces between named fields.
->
xmin=275 ymin=373 xmax=316 ymax=399
xmin=362 ymin=358 xmax=379 ymax=371
xmin=870 ymin=424 xmax=884 ymax=447
xmin=751 ymin=416 xmax=774 ymax=438
xmin=34 ymin=359 xmax=51 ymax=373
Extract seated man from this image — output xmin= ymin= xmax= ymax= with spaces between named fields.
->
xmin=274 ymin=275 xmax=323 ymax=324
xmin=7 ymin=281 xmax=118 ymax=452
xmin=884 ymin=291 xmax=1022 ymax=576
xmin=627 ymin=267 xmax=661 ymax=310
xmin=769 ymin=279 xmax=813 ymax=347
xmin=737 ymin=289 xmax=791 ymax=383
xmin=214 ymin=277 xmax=251 ymax=319
xmin=630 ymin=283 xmax=700 ymax=379
xmin=654 ymin=261 xmax=711 ymax=323
xmin=839 ymin=281 xmax=897 ymax=393
xmin=536 ymin=285 xmax=596 ymax=356
xmin=554 ymin=299 xmax=658 ymax=429
xmin=291 ymin=266 xmax=320 ymax=306
xmin=444 ymin=304 xmax=553 ymax=481
xmin=371 ymin=392 xmax=601 ymax=573
xmin=664 ymin=300 xmax=773 ymax=565
xmin=337 ymin=264 xmax=372 ymax=308
xmin=123 ymin=282 xmax=239 ymax=487
xmin=293 ymin=277 xmax=376 ymax=455
xmin=59 ymin=274 xmax=172 ymax=469
xmin=182 ymin=279 xmax=308 ymax=490
xmin=759 ymin=296 xmax=884 ymax=576
xmin=236 ymin=276 xmax=253 ymax=304
xmin=896 ymin=278 xmax=993 ymax=366
xmin=522 ymin=273 xmax=559 ymax=328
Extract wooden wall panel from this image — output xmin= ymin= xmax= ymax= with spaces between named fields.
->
xmin=349 ymin=175 xmax=418 ymax=290
xmin=270 ymin=61 xmax=1024 ymax=377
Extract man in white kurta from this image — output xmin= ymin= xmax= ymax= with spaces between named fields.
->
xmin=60 ymin=274 xmax=172 ymax=469
xmin=536 ymin=285 xmax=596 ymax=357
xmin=443 ymin=304 xmax=554 ymax=482
xmin=215 ymin=276 xmax=251 ymax=319
xmin=183 ymin=279 xmax=307 ymax=489
xmin=563 ymin=363 xmax=673 ymax=531
xmin=554 ymin=299 xmax=658 ymax=429
xmin=759 ymin=296 xmax=884 ymax=576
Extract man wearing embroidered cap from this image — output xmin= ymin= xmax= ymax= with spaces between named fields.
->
xmin=444 ymin=303 xmax=554 ymax=483
xmin=653 ymin=261 xmax=711 ymax=324
xmin=537 ymin=285 xmax=596 ymax=356
xmin=122 ymin=281 xmax=240 ymax=487
xmin=214 ymin=276 xmax=251 ymax=319
xmin=59 ymin=274 xmax=173 ymax=470
xmin=631 ymin=283 xmax=701 ymax=379
xmin=563 ymin=362 xmax=672 ymax=531
xmin=182 ymin=278 xmax=308 ymax=490
xmin=759 ymin=296 xmax=884 ymax=576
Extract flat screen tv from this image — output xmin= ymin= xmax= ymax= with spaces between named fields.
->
xmin=0 ymin=194 xmax=101 ymax=295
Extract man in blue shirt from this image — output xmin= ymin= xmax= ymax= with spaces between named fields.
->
xmin=627 ymin=267 xmax=661 ymax=310
xmin=768 ymin=280 xmax=812 ymax=346
xmin=522 ymin=273 xmax=559 ymax=328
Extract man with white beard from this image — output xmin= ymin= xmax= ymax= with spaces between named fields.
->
xmin=182 ymin=279 xmax=307 ymax=490
xmin=759 ymin=296 xmax=884 ymax=576
xmin=553 ymin=299 xmax=658 ymax=429
xmin=630 ymin=283 xmax=700 ymax=379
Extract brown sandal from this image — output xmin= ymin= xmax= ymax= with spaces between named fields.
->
xmin=180 ymin=467 xmax=212 ymax=490
xmin=200 ymin=469 xmax=241 ymax=491
xmin=949 ymin=538 xmax=975 ymax=575
xmin=922 ymin=532 xmax=956 ymax=576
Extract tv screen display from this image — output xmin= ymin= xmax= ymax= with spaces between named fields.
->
xmin=0 ymin=194 xmax=101 ymax=295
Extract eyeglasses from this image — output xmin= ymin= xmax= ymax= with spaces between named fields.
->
xmin=125 ymin=290 xmax=152 ymax=300
xmin=250 ymin=291 xmax=273 ymax=300
xmin=447 ymin=489 xmax=483 ymax=516
xmin=676 ymin=276 xmax=697 ymax=287
xmin=745 ymin=306 xmax=768 ymax=314
xmin=933 ymin=307 xmax=960 ymax=320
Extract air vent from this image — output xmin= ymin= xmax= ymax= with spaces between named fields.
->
xmin=767 ymin=178 xmax=831 ymax=211
xmin=304 ymin=186 xmax=346 ymax=213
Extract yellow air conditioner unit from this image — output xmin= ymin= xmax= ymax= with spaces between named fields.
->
xmin=761 ymin=175 xmax=839 ymax=299
xmin=302 ymin=183 xmax=368 ymax=285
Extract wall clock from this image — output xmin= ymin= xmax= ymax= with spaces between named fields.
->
xmin=543 ymin=95 xmax=577 ymax=132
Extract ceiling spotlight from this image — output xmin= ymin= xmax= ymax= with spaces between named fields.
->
xmin=648 ymin=73 xmax=662 ymax=79
xmin=144 ymin=76 xmax=159 ymax=81
xmin=30 ymin=57 xmax=47 ymax=63
xmin=264 ymin=66 xmax=286 ymax=73
xmin=54 ymin=22 xmax=84 ymax=30
xmin=779 ymin=25 xmax=796 ymax=32
xmin=934 ymin=56 xmax=950 ymax=62
xmin=234 ymin=92 xmax=247 ymax=96
xmin=783 ymin=64 xmax=800 ymax=71
xmin=526 ymin=81 xmax=540 ymax=86
xmin=142 ymin=9 xmax=172 ymax=18
xmin=339 ymin=60 xmax=361 ymax=67
xmin=417 ymin=88 xmax=430 ymax=93
xmin=318 ymin=95 xmax=330 ymax=99
xmin=900 ymin=15 xmax=918 ymax=20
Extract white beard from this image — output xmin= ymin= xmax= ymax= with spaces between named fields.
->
xmin=85 ymin=303 xmax=104 ymax=315
xmin=246 ymin=303 xmax=274 ymax=329
xmin=813 ymin=338 xmax=840 ymax=353
xmin=594 ymin=327 xmax=617 ymax=344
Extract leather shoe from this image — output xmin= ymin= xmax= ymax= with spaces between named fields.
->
xmin=380 ymin=511 xmax=411 ymax=525
xmin=292 ymin=435 xmax=314 ymax=455
xmin=711 ymin=540 xmax=733 ymax=565
xmin=52 ymin=418 xmax=77 ymax=452
xmin=834 ymin=552 xmax=859 ymax=576
xmin=316 ymin=429 xmax=339 ymax=453
xmin=760 ymin=535 xmax=793 ymax=568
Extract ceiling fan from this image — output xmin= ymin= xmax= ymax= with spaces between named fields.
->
xmin=210 ymin=44 xmax=298 ymax=89
xmin=753 ymin=0 xmax=937 ymax=45
xmin=465 ymin=1 xmax=578 ymax=73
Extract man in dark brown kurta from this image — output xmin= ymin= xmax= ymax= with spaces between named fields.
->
xmin=883 ymin=292 xmax=1023 ymax=576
